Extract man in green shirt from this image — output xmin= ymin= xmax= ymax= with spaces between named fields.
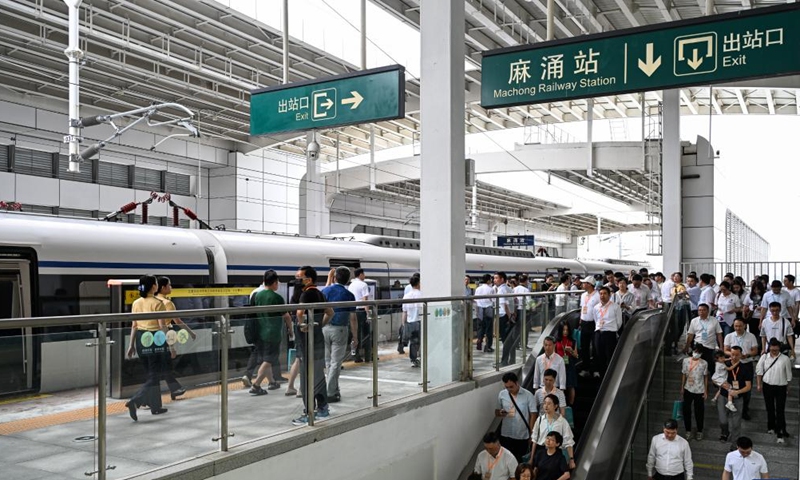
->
xmin=250 ymin=270 xmax=293 ymax=395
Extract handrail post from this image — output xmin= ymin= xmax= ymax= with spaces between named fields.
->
xmin=307 ymin=308 xmax=315 ymax=426
xmin=219 ymin=315 xmax=230 ymax=451
xmin=520 ymin=299 xmax=527 ymax=361
xmin=422 ymin=302 xmax=429 ymax=393
xmin=465 ymin=299 xmax=473 ymax=380
xmin=97 ymin=322 xmax=108 ymax=480
xmin=494 ymin=297 xmax=500 ymax=371
xmin=371 ymin=303 xmax=379 ymax=407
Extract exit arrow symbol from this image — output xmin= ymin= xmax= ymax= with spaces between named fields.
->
xmin=637 ymin=43 xmax=661 ymax=77
xmin=687 ymin=49 xmax=703 ymax=70
xmin=321 ymin=98 xmax=334 ymax=110
xmin=341 ymin=91 xmax=364 ymax=109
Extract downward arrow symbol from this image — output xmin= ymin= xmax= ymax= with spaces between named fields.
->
xmin=687 ymin=49 xmax=704 ymax=70
xmin=637 ymin=43 xmax=661 ymax=77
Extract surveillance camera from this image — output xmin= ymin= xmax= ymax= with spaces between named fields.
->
xmin=307 ymin=140 xmax=320 ymax=160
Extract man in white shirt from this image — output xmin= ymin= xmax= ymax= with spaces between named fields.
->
xmin=474 ymin=432 xmax=518 ymax=480
xmin=532 ymin=368 xmax=567 ymax=420
xmin=348 ymin=268 xmax=372 ymax=363
xmin=683 ymin=303 xmax=723 ymax=367
xmin=593 ymin=286 xmax=623 ymax=379
xmin=783 ymin=274 xmax=800 ymax=328
xmin=475 ymin=274 xmax=495 ymax=353
xmin=631 ymin=274 xmax=654 ymax=310
xmin=722 ymin=436 xmax=768 ymax=480
xmin=699 ymin=274 xmax=716 ymax=312
xmin=532 ymin=336 xmax=566 ymax=390
xmin=504 ymin=274 xmax=530 ymax=364
xmin=494 ymin=272 xmax=513 ymax=355
xmin=756 ymin=338 xmax=793 ymax=442
xmin=578 ymin=276 xmax=600 ymax=378
xmin=659 ymin=272 xmax=674 ymax=307
xmin=554 ymin=273 xmax=570 ymax=316
xmin=646 ymin=419 xmax=694 ymax=480
xmin=760 ymin=280 xmax=795 ymax=324
xmin=495 ymin=372 xmax=537 ymax=462
xmin=724 ymin=318 xmax=760 ymax=420
xmin=401 ymin=275 xmax=423 ymax=368
xmin=760 ymin=302 xmax=795 ymax=355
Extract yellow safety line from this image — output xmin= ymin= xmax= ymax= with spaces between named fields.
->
xmin=693 ymin=462 xmax=724 ymax=471
xmin=0 ymin=393 xmax=52 ymax=406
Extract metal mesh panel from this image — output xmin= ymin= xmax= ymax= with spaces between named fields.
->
xmin=0 ymin=145 xmax=9 ymax=171
xmin=58 ymin=208 xmax=96 ymax=219
xmin=21 ymin=205 xmax=55 ymax=215
xmin=14 ymin=148 xmax=54 ymax=178
xmin=58 ymin=154 xmax=93 ymax=183
xmin=98 ymin=162 xmax=130 ymax=188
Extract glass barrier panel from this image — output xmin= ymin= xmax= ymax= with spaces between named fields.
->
xmin=0 ymin=329 xmax=101 ymax=479
xmin=107 ymin=311 xmax=221 ymax=477
xmin=425 ymin=300 xmax=466 ymax=389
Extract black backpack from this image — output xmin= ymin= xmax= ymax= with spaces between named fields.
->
xmin=244 ymin=291 xmax=260 ymax=345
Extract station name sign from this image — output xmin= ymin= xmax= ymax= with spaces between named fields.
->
xmin=481 ymin=4 xmax=800 ymax=108
xmin=498 ymin=235 xmax=535 ymax=247
xmin=250 ymin=65 xmax=405 ymax=136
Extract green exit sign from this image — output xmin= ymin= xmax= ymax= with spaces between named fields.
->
xmin=481 ymin=4 xmax=800 ymax=109
xmin=250 ymin=65 xmax=405 ymax=136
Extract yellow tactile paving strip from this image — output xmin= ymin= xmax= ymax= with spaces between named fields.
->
xmin=0 ymin=353 xmax=404 ymax=436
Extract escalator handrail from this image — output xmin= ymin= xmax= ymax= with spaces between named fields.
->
xmin=521 ymin=309 xmax=581 ymax=391
xmin=572 ymin=302 xmax=677 ymax=480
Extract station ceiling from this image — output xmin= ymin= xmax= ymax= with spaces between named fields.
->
xmin=0 ymin=0 xmax=795 ymax=238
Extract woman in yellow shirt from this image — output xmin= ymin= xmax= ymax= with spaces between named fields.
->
xmin=125 ymin=275 xmax=168 ymax=421
xmin=156 ymin=276 xmax=196 ymax=400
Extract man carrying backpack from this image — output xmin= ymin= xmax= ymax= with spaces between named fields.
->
xmin=247 ymin=270 xmax=293 ymax=395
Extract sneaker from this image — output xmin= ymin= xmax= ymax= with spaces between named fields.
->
xmin=241 ymin=375 xmax=252 ymax=388
xmin=285 ymin=387 xmax=298 ymax=396
xmin=725 ymin=401 xmax=737 ymax=412
xmin=767 ymin=429 xmax=775 ymax=435
xmin=291 ymin=415 xmax=309 ymax=426
xmin=719 ymin=433 xmax=729 ymax=443
xmin=593 ymin=372 xmax=601 ymax=378
xmin=684 ymin=431 xmax=693 ymax=440
xmin=328 ymin=393 xmax=341 ymax=403
xmin=695 ymin=432 xmax=703 ymax=441
xmin=412 ymin=359 xmax=421 ymax=368
xmin=484 ymin=347 xmax=494 ymax=353
xmin=249 ymin=385 xmax=267 ymax=396
xmin=267 ymin=382 xmax=281 ymax=390
xmin=578 ymin=370 xmax=590 ymax=378
xmin=316 ymin=408 xmax=330 ymax=419
xmin=777 ymin=437 xmax=785 ymax=444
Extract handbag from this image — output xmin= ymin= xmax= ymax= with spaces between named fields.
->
xmin=672 ymin=400 xmax=683 ymax=420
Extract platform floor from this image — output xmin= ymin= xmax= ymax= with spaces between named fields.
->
xmin=0 ymin=339 xmax=534 ymax=480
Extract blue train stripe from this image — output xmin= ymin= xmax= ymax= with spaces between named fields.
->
xmin=39 ymin=261 xmax=208 ymax=270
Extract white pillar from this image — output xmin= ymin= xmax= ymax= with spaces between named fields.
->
xmin=662 ymin=90 xmax=682 ymax=272
xmin=420 ymin=0 xmax=465 ymax=383
xmin=301 ymin=132 xmax=326 ymax=236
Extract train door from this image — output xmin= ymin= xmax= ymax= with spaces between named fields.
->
xmin=0 ymin=257 xmax=35 ymax=395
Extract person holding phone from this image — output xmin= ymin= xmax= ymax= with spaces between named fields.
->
xmin=496 ymin=372 xmax=536 ymax=462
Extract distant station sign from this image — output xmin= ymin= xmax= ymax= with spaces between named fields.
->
xmin=497 ymin=235 xmax=535 ymax=247
xmin=481 ymin=4 xmax=800 ymax=108
xmin=250 ymin=65 xmax=405 ymax=136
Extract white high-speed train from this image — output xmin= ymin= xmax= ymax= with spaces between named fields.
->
xmin=0 ymin=213 xmax=647 ymax=397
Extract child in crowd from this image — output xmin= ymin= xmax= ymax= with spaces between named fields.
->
xmin=711 ymin=350 xmax=737 ymax=412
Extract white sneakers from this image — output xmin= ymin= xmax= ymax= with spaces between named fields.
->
xmin=725 ymin=401 xmax=737 ymax=412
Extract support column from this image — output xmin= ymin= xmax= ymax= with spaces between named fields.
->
xmin=420 ymin=0 xmax=465 ymax=383
xmin=301 ymin=132 xmax=326 ymax=236
xmin=662 ymin=90 xmax=682 ymax=272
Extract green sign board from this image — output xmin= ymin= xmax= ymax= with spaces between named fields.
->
xmin=250 ymin=65 xmax=405 ymax=136
xmin=481 ymin=4 xmax=800 ymax=108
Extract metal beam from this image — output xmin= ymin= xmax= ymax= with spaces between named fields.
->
xmin=612 ymin=0 xmax=646 ymax=27
xmin=765 ymin=89 xmax=776 ymax=115
xmin=680 ymin=90 xmax=699 ymax=115
xmin=735 ymin=88 xmax=749 ymax=114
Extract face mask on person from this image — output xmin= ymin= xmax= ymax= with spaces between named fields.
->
xmin=692 ymin=352 xmax=702 ymax=359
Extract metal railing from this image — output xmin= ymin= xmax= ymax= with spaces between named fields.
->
xmin=0 ymin=289 xmax=578 ymax=480
xmin=681 ymin=261 xmax=800 ymax=283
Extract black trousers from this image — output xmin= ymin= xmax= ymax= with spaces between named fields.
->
xmin=500 ymin=435 xmax=530 ymax=463
xmin=594 ymin=330 xmax=618 ymax=376
xmin=654 ymin=473 xmax=685 ymax=480
xmin=763 ymin=382 xmax=788 ymax=435
xmin=355 ymin=310 xmax=372 ymax=361
xmin=682 ymin=390 xmax=705 ymax=432
xmin=130 ymin=330 xmax=164 ymax=411
xmin=406 ymin=322 xmax=421 ymax=362
xmin=477 ymin=307 xmax=495 ymax=349
xmin=501 ymin=316 xmax=521 ymax=366
xmin=579 ymin=321 xmax=596 ymax=372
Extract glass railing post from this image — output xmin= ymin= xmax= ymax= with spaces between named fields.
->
xmin=97 ymin=322 xmax=108 ymax=480
xmin=544 ymin=298 xmax=550 ymax=331
xmin=520 ymin=301 xmax=527 ymax=358
xmin=494 ymin=298 xmax=500 ymax=371
xmin=422 ymin=302 xmax=429 ymax=393
xmin=219 ymin=315 xmax=231 ymax=450
xmin=371 ymin=303 xmax=379 ymax=407
xmin=307 ymin=308 xmax=315 ymax=426
xmin=465 ymin=299 xmax=473 ymax=380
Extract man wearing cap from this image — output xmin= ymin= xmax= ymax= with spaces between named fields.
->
xmin=578 ymin=276 xmax=600 ymax=378
xmin=646 ymin=419 xmax=693 ymax=480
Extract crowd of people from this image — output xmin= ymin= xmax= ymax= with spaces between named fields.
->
xmin=471 ymin=268 xmax=796 ymax=479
